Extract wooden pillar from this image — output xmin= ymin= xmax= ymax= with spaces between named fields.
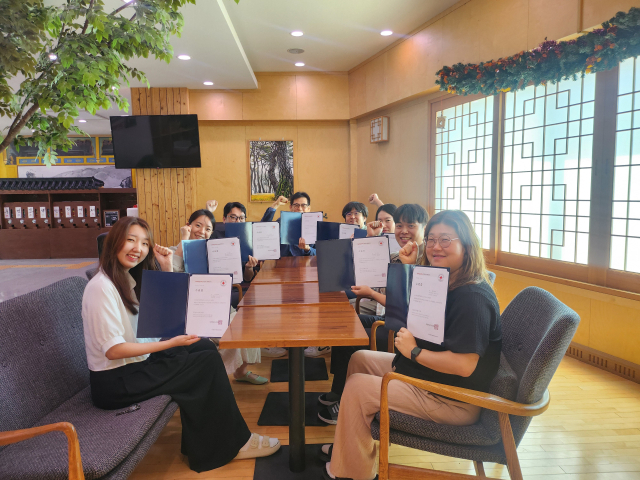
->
xmin=131 ymin=87 xmax=198 ymax=247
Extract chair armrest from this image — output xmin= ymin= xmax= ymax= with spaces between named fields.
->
xmin=233 ymin=284 xmax=243 ymax=302
xmin=0 ymin=422 xmax=84 ymax=480
xmin=355 ymin=296 xmax=364 ymax=314
xmin=370 ymin=320 xmax=385 ymax=350
xmin=381 ymin=372 xmax=549 ymax=417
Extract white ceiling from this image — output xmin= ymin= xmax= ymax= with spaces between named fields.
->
xmin=2 ymin=0 xmax=458 ymax=136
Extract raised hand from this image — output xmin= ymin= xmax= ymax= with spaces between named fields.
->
xmin=398 ymin=241 xmax=419 ymax=265
xmin=154 ymin=244 xmax=174 ymax=272
xmin=350 ymin=285 xmax=374 ymax=298
xmin=394 ymin=328 xmax=418 ymax=358
xmin=298 ymin=237 xmax=310 ymax=252
xmin=179 ymin=224 xmax=192 ymax=241
xmin=368 ymin=193 xmax=384 ymax=207
xmin=367 ymin=220 xmax=383 ymax=237
xmin=169 ymin=334 xmax=200 ymax=348
xmin=271 ymin=196 xmax=289 ymax=209
xmin=245 ymin=255 xmax=259 ymax=269
xmin=206 ymin=200 xmax=218 ymax=213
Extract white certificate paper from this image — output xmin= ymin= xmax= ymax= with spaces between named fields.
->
xmin=252 ymin=222 xmax=281 ymax=260
xmin=406 ymin=266 xmax=449 ymax=344
xmin=301 ymin=212 xmax=323 ymax=244
xmin=352 ymin=237 xmax=390 ymax=288
xmin=339 ymin=224 xmax=358 ymax=239
xmin=385 ymin=233 xmax=402 ymax=254
xmin=185 ymin=274 xmax=232 ymax=337
xmin=207 ymin=238 xmax=243 ymax=284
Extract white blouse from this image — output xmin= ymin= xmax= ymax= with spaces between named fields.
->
xmin=82 ymin=270 xmax=157 ymax=371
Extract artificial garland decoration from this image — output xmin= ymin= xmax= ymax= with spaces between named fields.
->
xmin=436 ymin=7 xmax=640 ymax=96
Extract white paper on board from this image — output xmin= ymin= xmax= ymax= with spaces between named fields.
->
xmin=185 ymin=274 xmax=232 ymax=337
xmin=406 ymin=266 xmax=449 ymax=344
xmin=206 ymin=238 xmax=243 ymax=284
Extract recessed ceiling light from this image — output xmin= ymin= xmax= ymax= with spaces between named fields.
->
xmin=48 ymin=53 xmax=58 ymax=61
xmin=381 ymin=30 xmax=393 ymax=36
xmin=177 ymin=54 xmax=191 ymax=60
xmin=78 ymin=119 xmax=87 ymax=123
xmin=203 ymin=81 xmax=214 ymax=86
xmin=295 ymin=62 xmax=305 ymax=67
xmin=287 ymin=48 xmax=305 ymax=54
xmin=291 ymin=31 xmax=303 ymax=37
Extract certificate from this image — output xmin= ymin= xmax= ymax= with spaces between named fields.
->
xmin=252 ymin=222 xmax=281 ymax=260
xmin=301 ymin=212 xmax=323 ymax=244
xmin=339 ymin=224 xmax=358 ymax=239
xmin=185 ymin=274 xmax=232 ymax=337
xmin=385 ymin=233 xmax=402 ymax=254
xmin=352 ymin=237 xmax=390 ymax=288
xmin=406 ymin=266 xmax=449 ymax=344
xmin=207 ymin=238 xmax=243 ymax=283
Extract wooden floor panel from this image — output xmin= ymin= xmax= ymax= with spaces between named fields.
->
xmin=129 ymin=356 xmax=640 ymax=480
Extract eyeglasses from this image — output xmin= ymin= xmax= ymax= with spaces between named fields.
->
xmin=426 ymin=235 xmax=459 ymax=248
xmin=291 ymin=203 xmax=309 ymax=209
xmin=227 ymin=214 xmax=246 ymax=222
xmin=346 ymin=212 xmax=362 ymax=218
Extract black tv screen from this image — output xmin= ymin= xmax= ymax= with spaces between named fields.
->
xmin=110 ymin=114 xmax=201 ymax=169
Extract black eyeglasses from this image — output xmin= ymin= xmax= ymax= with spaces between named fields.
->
xmin=227 ymin=214 xmax=246 ymax=222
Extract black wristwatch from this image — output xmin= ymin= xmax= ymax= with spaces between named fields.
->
xmin=410 ymin=347 xmax=422 ymax=362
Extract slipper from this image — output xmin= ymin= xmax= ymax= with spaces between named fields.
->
xmin=235 ymin=433 xmax=280 ymax=460
xmin=318 ymin=444 xmax=333 ymax=462
xmin=235 ymin=371 xmax=268 ymax=385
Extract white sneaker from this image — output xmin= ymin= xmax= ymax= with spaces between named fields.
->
xmin=261 ymin=347 xmax=287 ymax=358
xmin=304 ymin=346 xmax=331 ymax=357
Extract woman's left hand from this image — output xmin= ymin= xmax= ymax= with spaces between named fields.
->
xmin=154 ymin=244 xmax=174 ymax=272
xmin=394 ymin=327 xmax=418 ymax=358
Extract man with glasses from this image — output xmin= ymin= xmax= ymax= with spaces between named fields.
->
xmin=342 ymin=201 xmax=368 ymax=229
xmin=260 ymin=191 xmax=316 ymax=257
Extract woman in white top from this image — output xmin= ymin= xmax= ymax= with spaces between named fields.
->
xmin=83 ymin=216 xmax=279 ymax=473
xmin=169 ymin=208 xmax=266 ymax=385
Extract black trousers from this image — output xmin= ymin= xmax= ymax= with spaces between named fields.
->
xmin=90 ymin=339 xmax=251 ymax=473
xmin=330 ymin=314 xmax=394 ymax=396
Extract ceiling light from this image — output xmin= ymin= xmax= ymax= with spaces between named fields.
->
xmin=295 ymin=62 xmax=305 ymax=67
xmin=48 ymin=53 xmax=58 ymax=61
xmin=287 ymin=48 xmax=304 ymax=54
xmin=381 ymin=30 xmax=393 ymax=36
xmin=78 ymin=119 xmax=87 ymax=123
xmin=203 ymin=81 xmax=214 ymax=86
xmin=177 ymin=54 xmax=191 ymax=60
xmin=291 ymin=31 xmax=303 ymax=37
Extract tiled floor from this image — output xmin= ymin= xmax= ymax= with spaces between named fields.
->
xmin=0 ymin=258 xmax=98 ymax=303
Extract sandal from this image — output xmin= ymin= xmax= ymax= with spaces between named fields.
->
xmin=318 ymin=444 xmax=333 ymax=462
xmin=235 ymin=433 xmax=280 ymax=459
xmin=234 ymin=371 xmax=268 ymax=385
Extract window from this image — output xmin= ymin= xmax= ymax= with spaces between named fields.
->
xmin=501 ymin=76 xmax=595 ymax=264
xmin=611 ymin=57 xmax=640 ymax=273
xmin=434 ymin=97 xmax=494 ymax=248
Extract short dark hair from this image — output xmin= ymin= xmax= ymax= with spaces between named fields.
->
xmin=342 ymin=201 xmax=368 ymax=219
xmin=393 ymin=204 xmax=429 ymax=226
xmin=376 ymin=203 xmax=397 ymax=220
xmin=223 ymin=202 xmax=247 ymax=218
xmin=188 ymin=209 xmax=215 ymax=226
xmin=290 ymin=191 xmax=310 ymax=205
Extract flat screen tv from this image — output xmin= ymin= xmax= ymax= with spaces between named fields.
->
xmin=110 ymin=114 xmax=201 ymax=169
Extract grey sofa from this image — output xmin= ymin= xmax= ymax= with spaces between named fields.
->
xmin=0 ymin=276 xmax=178 ymax=480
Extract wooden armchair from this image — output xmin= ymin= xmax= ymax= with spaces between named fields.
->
xmin=233 ymin=284 xmax=244 ymax=302
xmin=0 ymin=422 xmax=84 ymax=480
xmin=372 ymin=286 xmax=580 ymax=480
xmin=354 ymin=297 xmax=394 ymax=352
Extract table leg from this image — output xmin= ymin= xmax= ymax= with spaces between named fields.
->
xmin=288 ymin=346 xmax=305 ymax=472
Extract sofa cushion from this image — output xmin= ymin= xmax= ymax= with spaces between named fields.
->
xmin=0 ymin=387 xmax=176 ymax=480
xmin=0 ymin=277 xmax=90 ymax=433
xmin=373 ymin=354 xmax=518 ymax=446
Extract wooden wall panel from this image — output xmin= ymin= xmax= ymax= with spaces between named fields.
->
xmin=132 ymin=87 xmax=198 ymax=248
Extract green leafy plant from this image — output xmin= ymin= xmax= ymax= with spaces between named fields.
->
xmin=0 ymin=0 xmax=198 ymax=165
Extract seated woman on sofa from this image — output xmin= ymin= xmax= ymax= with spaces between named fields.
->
xmin=169 ymin=208 xmax=267 ymax=385
xmin=318 ymin=210 xmax=502 ymax=480
xmin=82 ymin=216 xmax=279 ymax=473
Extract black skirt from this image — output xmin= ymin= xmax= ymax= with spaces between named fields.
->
xmin=89 ymin=339 xmax=251 ymax=472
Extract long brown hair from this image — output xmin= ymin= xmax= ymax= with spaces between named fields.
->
xmin=423 ymin=210 xmax=491 ymax=290
xmin=100 ymin=216 xmax=158 ymax=314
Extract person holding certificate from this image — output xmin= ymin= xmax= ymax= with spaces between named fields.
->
xmin=169 ymin=208 xmax=267 ymax=385
xmin=83 ymin=217 xmax=280 ymax=474
xmin=319 ymin=204 xmax=429 ymax=424
xmin=318 ymin=210 xmax=501 ymax=480
xmin=366 ymin=203 xmax=397 ymax=238
xmin=341 ymin=201 xmax=368 ymax=230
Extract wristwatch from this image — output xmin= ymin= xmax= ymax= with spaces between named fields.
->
xmin=410 ymin=347 xmax=422 ymax=362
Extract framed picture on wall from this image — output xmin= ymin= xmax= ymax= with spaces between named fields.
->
xmin=248 ymin=140 xmax=293 ymax=202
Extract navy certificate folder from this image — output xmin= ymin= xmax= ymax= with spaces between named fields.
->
xmin=316 ymin=222 xmax=342 ymax=241
xmin=280 ymin=211 xmax=302 ymax=245
xmin=384 ymin=264 xmax=413 ymax=333
xmin=353 ymin=228 xmax=368 ymax=239
xmin=224 ymin=222 xmax=253 ymax=262
xmin=316 ymin=239 xmax=356 ymax=293
xmin=137 ymin=270 xmax=189 ymax=338
xmin=182 ymin=239 xmax=208 ymax=274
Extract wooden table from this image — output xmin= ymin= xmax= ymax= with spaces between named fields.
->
xmin=251 ymin=266 xmax=318 ymax=284
xmin=219 ymin=303 xmax=368 ymax=471
xmin=238 ymin=283 xmax=347 ymax=308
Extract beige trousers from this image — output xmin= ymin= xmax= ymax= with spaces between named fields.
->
xmin=330 ymin=350 xmax=481 ymax=480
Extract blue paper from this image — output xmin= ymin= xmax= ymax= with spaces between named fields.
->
xmin=137 ymin=270 xmax=189 ymax=338
xmin=280 ymin=211 xmax=302 ymax=245
xmin=182 ymin=239 xmax=208 ymax=274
